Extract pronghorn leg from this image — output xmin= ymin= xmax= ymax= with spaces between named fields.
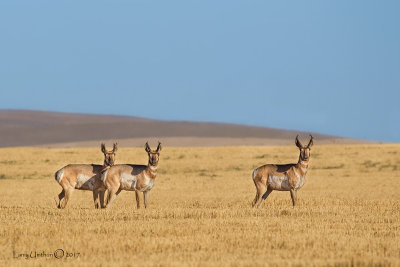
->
xmin=261 ymin=188 xmax=273 ymax=201
xmin=135 ymin=191 xmax=140 ymax=209
xmin=115 ymin=189 xmax=122 ymax=197
xmin=254 ymin=184 xmax=267 ymax=208
xmin=252 ymin=191 xmax=260 ymax=207
xmin=57 ymin=189 xmax=65 ymax=209
xmin=99 ymin=191 xmax=106 ymax=209
xmin=106 ymin=188 xmax=121 ymax=208
xmin=105 ymin=186 xmax=117 ymax=207
xmin=256 ymin=188 xmax=272 ymax=208
xmin=93 ymin=190 xmax=100 ymax=209
xmin=143 ymin=191 xmax=149 ymax=208
xmin=61 ymin=188 xmax=73 ymax=209
xmin=290 ymin=189 xmax=296 ymax=206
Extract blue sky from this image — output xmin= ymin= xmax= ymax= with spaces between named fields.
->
xmin=0 ymin=1 xmax=399 ymax=142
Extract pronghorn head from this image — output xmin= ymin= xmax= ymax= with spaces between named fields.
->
xmin=101 ymin=143 xmax=118 ymax=166
xmin=145 ymin=141 xmax=162 ymax=166
xmin=295 ymin=135 xmax=313 ymax=161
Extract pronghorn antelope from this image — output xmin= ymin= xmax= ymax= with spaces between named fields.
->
xmin=54 ymin=143 xmax=117 ymax=209
xmin=252 ymin=135 xmax=313 ymax=207
xmin=102 ymin=142 xmax=161 ymax=208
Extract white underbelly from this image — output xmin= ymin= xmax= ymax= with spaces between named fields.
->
xmin=120 ymin=173 xmax=137 ymax=191
xmin=267 ymin=175 xmax=290 ymax=191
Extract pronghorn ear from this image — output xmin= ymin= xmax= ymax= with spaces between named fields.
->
xmin=101 ymin=143 xmax=106 ymax=153
xmin=156 ymin=141 xmax=162 ymax=152
xmin=144 ymin=142 xmax=151 ymax=153
xmin=295 ymin=135 xmax=303 ymax=148
xmin=307 ymin=135 xmax=314 ymax=148
xmin=112 ymin=143 xmax=118 ymax=153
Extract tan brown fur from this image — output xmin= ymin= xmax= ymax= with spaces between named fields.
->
xmin=103 ymin=142 xmax=161 ymax=208
xmin=252 ymin=135 xmax=313 ymax=207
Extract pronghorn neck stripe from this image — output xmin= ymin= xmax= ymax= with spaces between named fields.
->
xmin=298 ymin=160 xmax=309 ymax=166
xmin=146 ymin=165 xmax=158 ymax=178
xmin=149 ymin=165 xmax=158 ymax=171
xmin=297 ymin=160 xmax=309 ymax=174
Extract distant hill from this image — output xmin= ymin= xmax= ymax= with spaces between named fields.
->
xmin=0 ymin=110 xmax=363 ymax=147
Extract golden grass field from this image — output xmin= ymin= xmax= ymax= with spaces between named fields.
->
xmin=0 ymin=144 xmax=399 ymax=266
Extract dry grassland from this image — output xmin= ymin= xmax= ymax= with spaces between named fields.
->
xmin=0 ymin=144 xmax=399 ymax=266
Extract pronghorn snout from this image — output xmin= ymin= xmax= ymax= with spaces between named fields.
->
xmin=300 ymin=149 xmax=310 ymax=161
xmin=150 ymin=157 xmax=158 ymax=165
xmin=104 ymin=156 xmax=113 ymax=166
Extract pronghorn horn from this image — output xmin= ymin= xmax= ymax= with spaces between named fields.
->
xmin=112 ymin=143 xmax=118 ymax=153
xmin=295 ymin=135 xmax=303 ymax=148
xmin=101 ymin=143 xmax=106 ymax=153
xmin=307 ymin=135 xmax=314 ymax=148
xmin=156 ymin=141 xmax=162 ymax=152
xmin=144 ymin=142 xmax=151 ymax=153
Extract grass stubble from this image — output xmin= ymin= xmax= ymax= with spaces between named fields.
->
xmin=0 ymin=144 xmax=399 ymax=266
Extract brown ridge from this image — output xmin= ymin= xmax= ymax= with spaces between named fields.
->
xmin=0 ymin=109 xmax=364 ymax=147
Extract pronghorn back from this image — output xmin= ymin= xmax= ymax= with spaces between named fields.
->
xmin=253 ymin=163 xmax=297 ymax=178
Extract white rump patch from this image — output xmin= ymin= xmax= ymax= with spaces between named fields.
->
xmin=55 ymin=169 xmax=64 ymax=184
xmin=252 ymin=168 xmax=258 ymax=180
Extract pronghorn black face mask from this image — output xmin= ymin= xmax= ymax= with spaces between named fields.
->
xmin=145 ymin=142 xmax=162 ymax=166
xmin=295 ymin=135 xmax=313 ymax=161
